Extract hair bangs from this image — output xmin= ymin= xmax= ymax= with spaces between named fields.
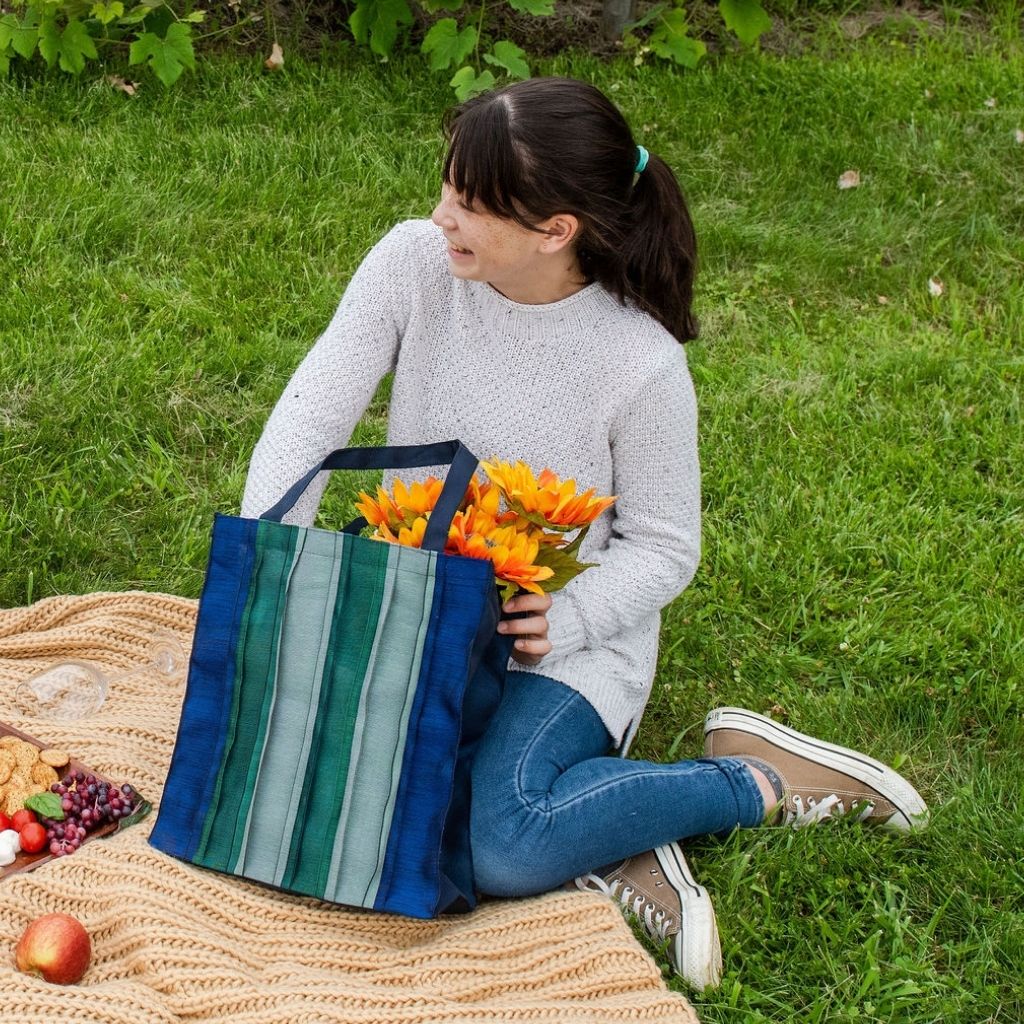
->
xmin=442 ymin=100 xmax=538 ymax=230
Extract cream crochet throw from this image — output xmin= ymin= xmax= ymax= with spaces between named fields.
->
xmin=0 ymin=591 xmax=697 ymax=1024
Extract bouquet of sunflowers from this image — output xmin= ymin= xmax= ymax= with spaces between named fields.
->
xmin=355 ymin=458 xmax=616 ymax=603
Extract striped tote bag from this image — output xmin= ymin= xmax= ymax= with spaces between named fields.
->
xmin=150 ymin=441 xmax=512 ymax=918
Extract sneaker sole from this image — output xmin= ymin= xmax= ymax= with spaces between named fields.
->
xmin=704 ymin=707 xmax=928 ymax=831
xmin=654 ymin=844 xmax=722 ymax=991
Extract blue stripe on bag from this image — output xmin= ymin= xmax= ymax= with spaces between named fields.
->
xmin=374 ymin=552 xmax=496 ymax=917
xmin=151 ymin=514 xmax=257 ymax=860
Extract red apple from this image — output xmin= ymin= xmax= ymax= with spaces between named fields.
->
xmin=14 ymin=913 xmax=91 ymax=984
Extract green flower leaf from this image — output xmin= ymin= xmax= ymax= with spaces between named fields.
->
xmin=421 ymin=17 xmax=476 ymax=71
xmin=719 ymin=0 xmax=770 ymax=46
xmin=649 ymin=9 xmax=706 ymax=68
xmin=507 ymin=0 xmax=554 ymax=14
xmin=129 ymin=22 xmax=195 ymax=86
xmin=533 ymin=543 xmax=597 ymax=593
xmin=24 ymin=792 xmax=64 ymax=820
xmin=349 ymin=0 xmax=413 ymax=59
xmin=449 ymin=64 xmax=495 ymax=101
xmin=482 ymin=39 xmax=529 ymax=79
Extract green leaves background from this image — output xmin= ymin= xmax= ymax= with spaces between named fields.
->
xmin=0 ymin=0 xmax=773 ymax=93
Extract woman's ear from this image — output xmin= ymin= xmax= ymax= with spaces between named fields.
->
xmin=539 ymin=213 xmax=580 ymax=253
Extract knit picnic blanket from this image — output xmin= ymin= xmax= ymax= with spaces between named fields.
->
xmin=0 ymin=591 xmax=697 ymax=1024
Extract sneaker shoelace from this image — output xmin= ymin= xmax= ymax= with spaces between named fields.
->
xmin=786 ymin=793 xmax=875 ymax=827
xmin=575 ymin=873 xmax=675 ymax=941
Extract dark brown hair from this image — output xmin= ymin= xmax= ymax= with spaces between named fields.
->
xmin=441 ymin=76 xmax=698 ymax=342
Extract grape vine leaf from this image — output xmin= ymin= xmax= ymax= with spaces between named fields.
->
xmin=483 ymin=39 xmax=529 ymax=79
xmin=719 ymin=0 xmax=771 ymax=46
xmin=37 ymin=16 xmax=98 ymax=74
xmin=90 ymin=1 xmax=124 ymax=25
xmin=421 ymin=0 xmax=464 ymax=12
xmin=129 ymin=22 xmax=195 ymax=86
xmin=0 ymin=9 xmax=40 ymax=60
xmin=650 ymin=9 xmax=706 ymax=68
xmin=507 ymin=0 xmax=555 ymax=16
xmin=421 ymin=18 xmax=476 ymax=71
xmin=450 ymin=65 xmax=495 ymax=101
xmin=349 ymin=0 xmax=413 ymax=59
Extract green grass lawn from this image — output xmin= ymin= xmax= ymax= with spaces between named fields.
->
xmin=2 ymin=17 xmax=1022 ymax=1023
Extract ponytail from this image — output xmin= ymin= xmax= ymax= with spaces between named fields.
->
xmin=581 ymin=155 xmax=699 ymax=343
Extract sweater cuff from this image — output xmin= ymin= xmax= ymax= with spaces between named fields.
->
xmin=546 ymin=591 xmax=590 ymax=658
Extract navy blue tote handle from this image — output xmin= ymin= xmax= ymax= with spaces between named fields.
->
xmin=259 ymin=440 xmax=480 ymax=554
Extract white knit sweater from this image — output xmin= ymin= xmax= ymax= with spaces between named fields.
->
xmin=240 ymin=219 xmax=701 ymax=745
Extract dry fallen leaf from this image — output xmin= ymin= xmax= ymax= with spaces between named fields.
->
xmin=837 ymin=169 xmax=861 ymax=190
xmin=1015 ymin=129 xmax=1024 ymax=145
xmin=265 ymin=42 xmax=284 ymax=71
xmin=928 ymin=277 xmax=944 ymax=297
xmin=984 ymin=97 xmax=997 ymax=108
xmin=877 ymin=295 xmax=889 ymax=305
xmin=924 ymin=88 xmax=934 ymax=99
xmin=964 ymin=405 xmax=975 ymax=418
xmin=107 ymin=75 xmax=137 ymax=96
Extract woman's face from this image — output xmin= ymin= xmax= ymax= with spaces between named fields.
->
xmin=430 ymin=183 xmax=553 ymax=289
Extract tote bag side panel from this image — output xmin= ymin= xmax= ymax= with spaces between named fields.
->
xmin=149 ymin=513 xmax=258 ymax=861
xmin=373 ymin=553 xmax=497 ymax=918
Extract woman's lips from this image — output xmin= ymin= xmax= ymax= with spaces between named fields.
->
xmin=448 ymin=241 xmax=473 ymax=258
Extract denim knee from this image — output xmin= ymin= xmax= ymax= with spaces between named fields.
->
xmin=471 ymin=800 xmax=554 ymax=898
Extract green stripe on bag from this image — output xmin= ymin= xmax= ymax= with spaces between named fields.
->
xmin=282 ymin=534 xmax=391 ymax=894
xmin=325 ymin=544 xmax=437 ymax=907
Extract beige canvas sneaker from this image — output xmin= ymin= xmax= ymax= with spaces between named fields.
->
xmin=575 ymin=842 xmax=722 ymax=991
xmin=704 ymin=707 xmax=928 ymax=830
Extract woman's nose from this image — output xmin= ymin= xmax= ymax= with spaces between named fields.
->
xmin=431 ymin=198 xmax=455 ymax=229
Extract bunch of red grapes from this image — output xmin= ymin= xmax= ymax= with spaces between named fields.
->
xmin=43 ymin=771 xmax=138 ymax=857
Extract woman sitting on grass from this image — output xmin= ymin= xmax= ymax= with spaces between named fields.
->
xmin=241 ymin=75 xmax=928 ymax=990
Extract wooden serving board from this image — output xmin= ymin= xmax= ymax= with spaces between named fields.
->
xmin=0 ymin=721 xmax=119 ymax=879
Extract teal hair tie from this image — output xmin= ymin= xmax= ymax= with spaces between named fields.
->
xmin=633 ymin=145 xmax=650 ymax=175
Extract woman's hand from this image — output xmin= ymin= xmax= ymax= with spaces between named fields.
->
xmin=498 ymin=592 xmax=553 ymax=667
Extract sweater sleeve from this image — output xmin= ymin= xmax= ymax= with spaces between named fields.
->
xmin=239 ymin=222 xmax=415 ymax=525
xmin=543 ymin=347 xmax=701 ymax=656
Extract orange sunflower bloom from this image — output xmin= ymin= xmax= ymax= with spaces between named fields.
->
xmin=355 ymin=486 xmax=405 ymax=532
xmin=479 ymin=458 xmax=617 ymax=530
xmin=370 ymin=515 xmax=429 ymax=549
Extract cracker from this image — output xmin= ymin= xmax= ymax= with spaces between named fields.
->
xmin=0 ymin=751 xmax=15 ymax=785
xmin=39 ymin=749 xmax=70 ymax=769
xmin=4 ymin=788 xmax=27 ymax=817
xmin=30 ymin=763 xmax=59 ymax=787
xmin=12 ymin=741 xmax=39 ymax=770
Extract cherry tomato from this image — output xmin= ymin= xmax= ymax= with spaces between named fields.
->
xmin=0 ymin=812 xmax=11 ymax=832
xmin=18 ymin=822 xmax=46 ymax=855
xmin=11 ymin=809 xmax=37 ymax=832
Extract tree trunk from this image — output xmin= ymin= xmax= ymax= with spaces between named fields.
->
xmin=602 ymin=0 xmax=637 ymax=41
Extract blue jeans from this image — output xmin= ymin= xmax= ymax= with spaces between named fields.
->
xmin=469 ymin=672 xmax=765 ymax=897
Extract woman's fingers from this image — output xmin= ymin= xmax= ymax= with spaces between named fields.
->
xmin=503 ymin=593 xmax=553 ymax=614
xmin=498 ymin=613 xmax=548 ymax=638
